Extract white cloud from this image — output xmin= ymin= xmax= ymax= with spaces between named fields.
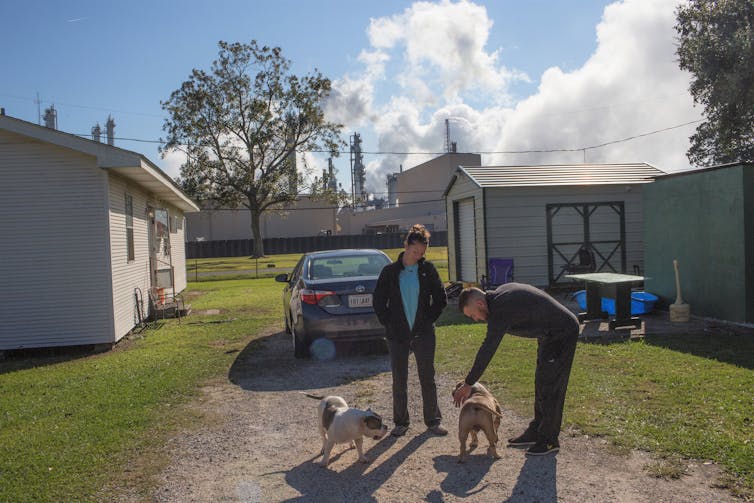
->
xmin=329 ymin=0 xmax=700 ymax=195
xmin=365 ymin=0 xmax=527 ymax=104
xmin=323 ymin=76 xmax=377 ymax=127
xmin=490 ymin=0 xmax=699 ymax=169
xmin=299 ymin=151 xmax=333 ymax=190
xmin=161 ymin=148 xmax=187 ymax=180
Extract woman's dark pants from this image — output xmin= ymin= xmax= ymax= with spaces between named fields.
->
xmin=387 ymin=334 xmax=442 ymax=428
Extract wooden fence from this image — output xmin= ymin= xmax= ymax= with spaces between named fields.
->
xmin=185 ymin=231 xmax=448 ymax=258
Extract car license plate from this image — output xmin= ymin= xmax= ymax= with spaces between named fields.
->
xmin=348 ymin=294 xmax=372 ymax=308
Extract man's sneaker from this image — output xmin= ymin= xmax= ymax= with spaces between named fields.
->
xmin=391 ymin=425 xmax=409 ymax=437
xmin=525 ymin=441 xmax=560 ymax=456
xmin=427 ymin=424 xmax=448 ymax=436
xmin=507 ymin=431 xmax=538 ymax=447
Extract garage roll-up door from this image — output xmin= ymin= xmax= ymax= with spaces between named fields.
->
xmin=454 ymin=198 xmax=476 ymax=282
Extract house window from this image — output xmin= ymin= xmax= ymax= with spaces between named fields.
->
xmin=126 ymin=194 xmax=135 ymax=261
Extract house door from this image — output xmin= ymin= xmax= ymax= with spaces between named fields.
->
xmin=546 ymin=202 xmax=626 ymax=286
xmin=453 ymin=198 xmax=477 ymax=282
xmin=148 ymin=207 xmax=174 ymax=292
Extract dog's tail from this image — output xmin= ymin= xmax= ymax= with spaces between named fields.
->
xmin=300 ymin=391 xmax=325 ymax=400
xmin=467 ymin=402 xmax=505 ymax=418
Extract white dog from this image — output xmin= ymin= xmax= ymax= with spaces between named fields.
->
xmin=302 ymin=392 xmax=389 ymax=467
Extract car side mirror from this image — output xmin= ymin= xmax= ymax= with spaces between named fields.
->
xmin=275 ymin=273 xmax=289 ymax=283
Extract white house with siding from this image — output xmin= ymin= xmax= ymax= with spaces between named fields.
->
xmin=0 ymin=113 xmax=200 ymax=352
xmin=444 ymin=163 xmax=665 ymax=288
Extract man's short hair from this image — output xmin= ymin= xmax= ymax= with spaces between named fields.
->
xmin=458 ymin=287 xmax=485 ymax=312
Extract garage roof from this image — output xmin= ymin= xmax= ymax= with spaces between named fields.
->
xmin=455 ymin=163 xmax=665 ymax=189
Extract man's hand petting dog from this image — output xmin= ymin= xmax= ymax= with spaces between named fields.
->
xmin=453 ymin=382 xmax=472 ymax=407
xmin=302 ymin=392 xmax=389 ymax=468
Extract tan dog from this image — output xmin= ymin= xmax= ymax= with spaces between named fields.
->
xmin=453 ymin=381 xmax=504 ymax=463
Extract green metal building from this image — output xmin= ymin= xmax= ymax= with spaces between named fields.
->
xmin=643 ymin=162 xmax=754 ymax=323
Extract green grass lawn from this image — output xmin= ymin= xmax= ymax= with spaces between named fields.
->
xmin=1 ymin=248 xmax=752 ymax=500
xmin=189 ymin=246 xmax=449 ymax=282
xmin=0 ymin=278 xmax=281 ymax=502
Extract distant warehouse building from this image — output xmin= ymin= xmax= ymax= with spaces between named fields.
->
xmin=188 ymin=152 xmax=482 ymax=243
xmin=340 ymin=152 xmax=481 ymax=235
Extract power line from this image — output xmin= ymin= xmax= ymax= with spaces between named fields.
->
xmin=580 ymin=120 xmax=703 ymax=151
xmin=5 ymin=91 xmax=701 ymax=153
xmin=0 ymin=93 xmax=163 ymax=118
xmin=70 ymin=119 xmax=702 ymax=155
xmin=203 ymin=197 xmax=445 ymax=212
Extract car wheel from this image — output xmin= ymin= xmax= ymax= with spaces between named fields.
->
xmin=284 ymin=310 xmax=291 ymax=334
xmin=291 ymin=320 xmax=309 ymax=358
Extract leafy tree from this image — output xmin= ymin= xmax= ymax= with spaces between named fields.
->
xmin=675 ymin=0 xmax=754 ymax=166
xmin=161 ymin=40 xmax=344 ymax=256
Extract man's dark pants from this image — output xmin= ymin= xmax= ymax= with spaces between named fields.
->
xmin=387 ymin=333 xmax=442 ymax=428
xmin=529 ymin=328 xmax=579 ymax=443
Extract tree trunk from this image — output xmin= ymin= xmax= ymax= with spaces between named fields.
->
xmin=250 ymin=208 xmax=265 ymax=257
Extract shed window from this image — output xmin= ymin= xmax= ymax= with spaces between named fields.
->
xmin=126 ymin=194 xmax=135 ymax=261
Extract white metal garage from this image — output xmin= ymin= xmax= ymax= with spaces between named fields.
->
xmin=444 ymin=163 xmax=665 ymax=288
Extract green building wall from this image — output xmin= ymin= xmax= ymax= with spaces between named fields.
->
xmin=643 ymin=163 xmax=753 ymax=323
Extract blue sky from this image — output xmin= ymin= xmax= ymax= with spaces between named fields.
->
xmin=1 ymin=0 xmax=699 ymax=194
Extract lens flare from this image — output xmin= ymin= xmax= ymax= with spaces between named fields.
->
xmin=310 ymin=338 xmax=336 ymax=360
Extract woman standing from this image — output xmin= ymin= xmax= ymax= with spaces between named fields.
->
xmin=373 ymin=224 xmax=448 ymax=436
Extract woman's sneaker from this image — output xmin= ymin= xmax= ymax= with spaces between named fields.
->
xmin=391 ymin=425 xmax=409 ymax=437
xmin=427 ymin=424 xmax=448 ymax=436
xmin=525 ymin=440 xmax=560 ymax=456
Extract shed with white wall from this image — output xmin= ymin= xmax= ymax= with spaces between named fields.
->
xmin=444 ymin=163 xmax=664 ymax=288
xmin=0 ymin=114 xmax=199 ymax=351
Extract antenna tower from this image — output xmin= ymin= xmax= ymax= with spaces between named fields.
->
xmin=445 ymin=118 xmax=451 ymax=153
xmin=350 ymin=133 xmax=366 ymax=207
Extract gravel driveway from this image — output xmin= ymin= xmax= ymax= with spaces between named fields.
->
xmin=131 ymin=329 xmax=735 ymax=502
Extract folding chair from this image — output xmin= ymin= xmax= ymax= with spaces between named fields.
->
xmin=480 ymin=258 xmax=514 ymax=291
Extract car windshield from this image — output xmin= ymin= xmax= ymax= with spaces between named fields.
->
xmin=309 ymin=254 xmax=389 ymax=279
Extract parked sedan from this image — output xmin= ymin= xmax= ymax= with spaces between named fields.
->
xmin=275 ymin=249 xmax=392 ymax=358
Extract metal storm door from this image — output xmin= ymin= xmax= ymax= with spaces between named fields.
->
xmin=546 ymin=202 xmax=626 ymax=286
xmin=148 ymin=207 xmax=174 ymax=290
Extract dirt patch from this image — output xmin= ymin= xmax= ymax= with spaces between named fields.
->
xmin=193 ymin=308 xmax=223 ymax=316
xmin=118 ymin=330 xmax=738 ymax=502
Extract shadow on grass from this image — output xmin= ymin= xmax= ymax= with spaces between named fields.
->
xmin=642 ymin=331 xmax=754 ymax=370
xmin=0 ymin=322 xmax=167 ymax=375
xmin=228 ymin=330 xmax=391 ymax=392
xmin=0 ymin=345 xmax=99 ymax=374
xmin=437 ymin=308 xmax=473 ymax=327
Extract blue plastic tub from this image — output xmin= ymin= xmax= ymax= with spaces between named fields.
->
xmin=573 ymin=290 xmax=658 ymax=315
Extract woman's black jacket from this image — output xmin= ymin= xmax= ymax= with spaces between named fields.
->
xmin=373 ymin=253 xmax=447 ymax=341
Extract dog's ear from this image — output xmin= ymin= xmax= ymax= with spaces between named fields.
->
xmin=364 ymin=415 xmax=383 ymax=429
